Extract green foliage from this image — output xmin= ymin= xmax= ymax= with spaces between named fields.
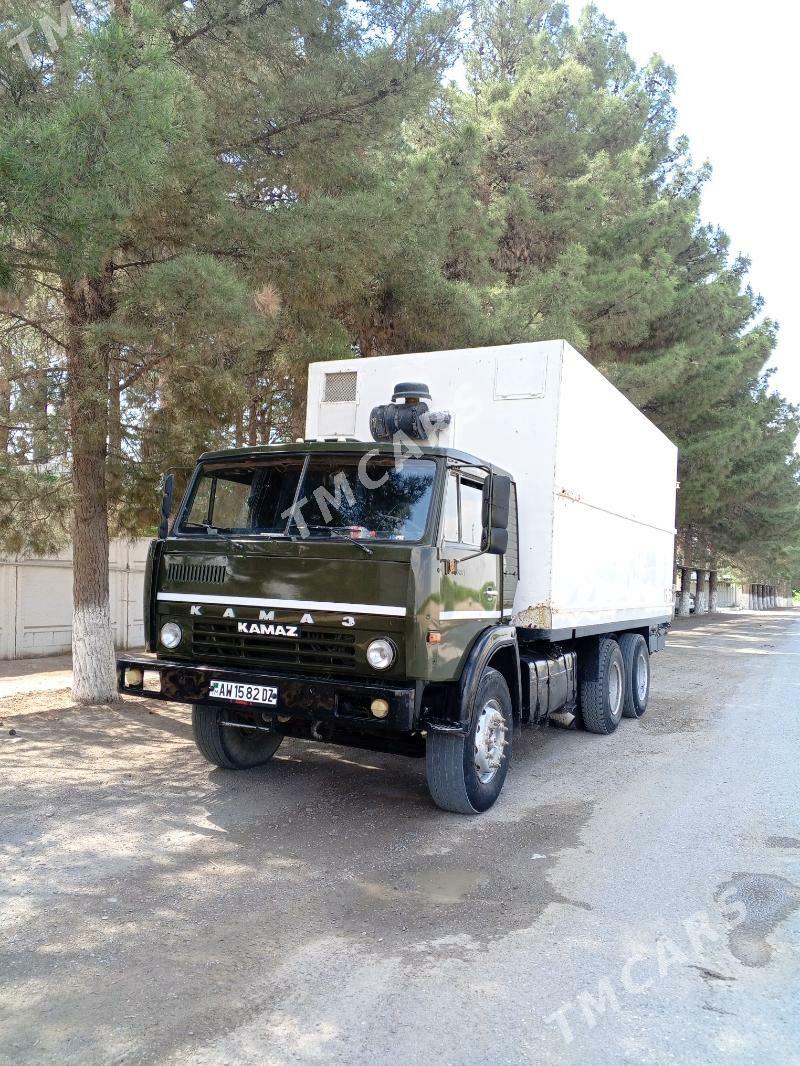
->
xmin=1 ymin=0 xmax=798 ymax=586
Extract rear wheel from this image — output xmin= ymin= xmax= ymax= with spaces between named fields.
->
xmin=426 ymin=667 xmax=512 ymax=815
xmin=192 ymin=704 xmax=284 ymax=769
xmin=579 ymin=637 xmax=625 ymax=735
xmin=619 ymin=633 xmax=650 ymax=718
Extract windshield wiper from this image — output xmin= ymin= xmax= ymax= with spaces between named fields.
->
xmin=303 ymin=525 xmax=374 ymax=555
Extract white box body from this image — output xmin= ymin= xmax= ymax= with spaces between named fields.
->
xmin=306 ymin=341 xmax=677 ymax=633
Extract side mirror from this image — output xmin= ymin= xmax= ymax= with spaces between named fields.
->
xmin=159 ymin=473 xmax=175 ymax=539
xmin=481 ymin=474 xmax=511 ymax=555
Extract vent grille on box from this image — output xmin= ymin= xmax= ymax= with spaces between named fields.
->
xmin=166 ymin=561 xmax=227 ymax=585
xmin=324 ymin=371 xmax=357 ymax=403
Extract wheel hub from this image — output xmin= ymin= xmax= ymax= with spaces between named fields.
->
xmin=474 ymin=699 xmax=508 ymax=784
xmin=608 ymin=659 xmax=623 ymax=718
xmin=636 ymin=650 xmax=649 ymax=701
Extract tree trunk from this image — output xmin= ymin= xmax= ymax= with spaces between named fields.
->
xmin=708 ymin=570 xmax=718 ymax=613
xmin=0 ymin=374 xmax=9 ymax=456
xmin=108 ymin=355 xmax=122 ymax=497
xmin=695 ymin=569 xmax=708 ymax=614
xmin=32 ymin=365 xmax=49 ymax=463
xmin=677 ymin=567 xmax=692 ymax=617
xmin=64 ymin=268 xmax=117 ymax=704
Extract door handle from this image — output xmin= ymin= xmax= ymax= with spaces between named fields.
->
xmin=485 ymin=586 xmax=499 ymax=599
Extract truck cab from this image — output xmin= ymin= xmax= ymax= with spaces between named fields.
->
xmin=119 ymin=440 xmax=527 ymax=812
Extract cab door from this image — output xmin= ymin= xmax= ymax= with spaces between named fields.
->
xmin=437 ymin=468 xmax=503 ymax=665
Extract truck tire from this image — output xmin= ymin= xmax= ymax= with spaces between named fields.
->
xmin=579 ymin=637 xmax=625 ymax=735
xmin=426 ymin=667 xmax=512 ymax=815
xmin=192 ymin=704 xmax=283 ymax=769
xmin=619 ymin=633 xmax=650 ymax=718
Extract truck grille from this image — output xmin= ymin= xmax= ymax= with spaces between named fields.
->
xmin=167 ymin=562 xmax=227 ymax=585
xmin=191 ymin=620 xmax=357 ymax=672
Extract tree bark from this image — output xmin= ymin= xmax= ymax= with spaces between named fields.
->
xmin=0 ymin=374 xmax=10 ymax=456
xmin=32 ymin=366 xmax=49 ymax=463
xmin=708 ymin=570 xmax=718 ymax=613
xmin=64 ymin=267 xmax=117 ymax=704
xmin=695 ymin=569 xmax=708 ymax=614
xmin=677 ymin=566 xmax=692 ymax=617
xmin=108 ymin=355 xmax=122 ymax=497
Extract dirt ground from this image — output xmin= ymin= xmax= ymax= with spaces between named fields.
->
xmin=1 ymin=611 xmax=799 ymax=1065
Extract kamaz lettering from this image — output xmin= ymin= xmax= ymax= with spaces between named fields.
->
xmin=237 ymin=622 xmax=299 ymax=638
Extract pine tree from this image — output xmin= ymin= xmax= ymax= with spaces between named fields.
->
xmin=0 ymin=0 xmax=460 ymax=700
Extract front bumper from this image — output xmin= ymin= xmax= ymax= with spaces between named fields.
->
xmin=116 ymin=655 xmax=418 ymax=733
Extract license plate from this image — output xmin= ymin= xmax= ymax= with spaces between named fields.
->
xmin=209 ymin=680 xmax=278 ymax=705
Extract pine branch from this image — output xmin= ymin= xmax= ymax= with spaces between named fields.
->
xmin=169 ymin=0 xmax=284 ymax=54
xmin=0 ymin=311 xmax=65 ymax=351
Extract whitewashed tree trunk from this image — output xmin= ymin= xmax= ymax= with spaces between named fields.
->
xmin=695 ymin=569 xmax=708 ymax=614
xmin=66 ymin=272 xmax=118 ymax=704
xmin=708 ymin=570 xmax=718 ymax=613
xmin=677 ymin=567 xmax=693 ymax=617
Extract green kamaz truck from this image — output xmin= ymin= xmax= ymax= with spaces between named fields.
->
xmin=118 ymin=342 xmax=677 ymax=813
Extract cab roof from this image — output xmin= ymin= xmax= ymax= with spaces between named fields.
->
xmin=198 ymin=440 xmax=512 ymax=479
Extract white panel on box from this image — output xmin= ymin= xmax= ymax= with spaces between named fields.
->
xmin=494 ymin=351 xmax=548 ymax=399
xmin=317 ymin=402 xmax=357 ymax=437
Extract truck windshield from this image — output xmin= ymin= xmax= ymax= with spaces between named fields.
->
xmin=179 ymin=454 xmax=437 ymax=542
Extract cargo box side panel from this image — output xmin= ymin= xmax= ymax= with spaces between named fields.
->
xmin=548 ymin=497 xmax=675 ymax=630
xmin=555 ymin=343 xmax=678 ymax=530
xmin=546 ymin=343 xmax=677 ymax=630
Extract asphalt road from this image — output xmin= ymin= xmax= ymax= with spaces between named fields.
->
xmin=1 ymin=611 xmax=799 ymax=1065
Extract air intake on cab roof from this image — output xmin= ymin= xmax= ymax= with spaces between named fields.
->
xmin=369 ymin=382 xmax=451 ymax=443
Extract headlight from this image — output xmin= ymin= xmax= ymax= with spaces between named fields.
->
xmin=366 ymin=638 xmax=396 ymax=670
xmin=160 ymin=621 xmax=183 ymax=649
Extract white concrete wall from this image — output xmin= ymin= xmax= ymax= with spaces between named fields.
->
xmin=0 ymin=539 xmax=149 ymax=659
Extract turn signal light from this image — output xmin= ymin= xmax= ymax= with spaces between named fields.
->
xmin=427 ymin=631 xmax=442 ymax=644
xmin=370 ymin=698 xmax=390 ymax=719
xmin=125 ymin=667 xmax=144 ymax=686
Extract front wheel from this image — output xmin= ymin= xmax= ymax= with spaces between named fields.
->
xmin=426 ymin=667 xmax=512 ymax=815
xmin=192 ymin=704 xmax=284 ymax=769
